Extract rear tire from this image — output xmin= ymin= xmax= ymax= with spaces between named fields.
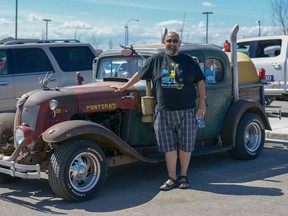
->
xmin=48 ymin=139 xmax=107 ymax=202
xmin=229 ymin=113 xmax=265 ymax=160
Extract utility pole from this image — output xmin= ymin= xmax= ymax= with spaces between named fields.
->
xmin=124 ymin=19 xmax=139 ymax=46
xmin=256 ymin=20 xmax=261 ymax=36
xmin=43 ymin=19 xmax=51 ymax=40
xmin=202 ymin=12 xmax=213 ymax=44
xmin=15 ymin=0 xmax=18 ymax=39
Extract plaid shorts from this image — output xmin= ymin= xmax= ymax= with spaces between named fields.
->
xmin=154 ymin=108 xmax=198 ymax=152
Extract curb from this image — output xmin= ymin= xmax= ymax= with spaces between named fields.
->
xmin=265 ymin=138 xmax=288 ymax=149
xmin=265 ymin=130 xmax=288 ymax=140
xmin=265 ymin=113 xmax=288 ymax=141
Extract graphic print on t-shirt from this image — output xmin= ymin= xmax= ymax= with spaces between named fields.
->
xmin=161 ymin=62 xmax=184 ymax=89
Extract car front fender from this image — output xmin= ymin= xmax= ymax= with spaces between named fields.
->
xmin=42 ymin=120 xmax=158 ymax=164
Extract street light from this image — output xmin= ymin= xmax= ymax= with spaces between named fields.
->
xmin=125 ymin=19 xmax=139 ymax=46
xmin=15 ymin=0 xmax=18 ymax=40
xmin=74 ymin=25 xmax=85 ymax=40
xmin=256 ymin=20 xmax=261 ymax=37
xmin=202 ymin=12 xmax=213 ymax=44
xmin=43 ymin=19 xmax=51 ymax=40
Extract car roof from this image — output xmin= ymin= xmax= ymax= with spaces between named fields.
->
xmin=100 ymin=43 xmax=223 ymax=58
xmin=0 ymin=39 xmax=92 ymax=48
xmin=237 ymin=35 xmax=288 ymax=42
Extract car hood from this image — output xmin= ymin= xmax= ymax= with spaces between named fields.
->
xmin=22 ymin=81 xmax=139 ymax=112
xmin=67 ymin=81 xmax=139 ymax=112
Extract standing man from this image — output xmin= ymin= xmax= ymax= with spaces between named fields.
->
xmin=113 ymin=31 xmax=206 ymax=191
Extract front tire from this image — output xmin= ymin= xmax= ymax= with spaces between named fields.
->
xmin=229 ymin=113 xmax=265 ymax=160
xmin=48 ymin=139 xmax=107 ymax=202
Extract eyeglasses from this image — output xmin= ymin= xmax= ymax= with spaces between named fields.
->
xmin=166 ymin=39 xmax=179 ymax=44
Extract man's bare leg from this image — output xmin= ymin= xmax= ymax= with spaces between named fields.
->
xmin=159 ymin=150 xmax=178 ymax=190
xmin=179 ymin=150 xmax=191 ymax=176
xmin=178 ymin=150 xmax=191 ymax=189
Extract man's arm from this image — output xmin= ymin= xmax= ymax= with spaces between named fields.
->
xmin=196 ymin=79 xmax=206 ymax=118
xmin=111 ymin=72 xmax=141 ymax=92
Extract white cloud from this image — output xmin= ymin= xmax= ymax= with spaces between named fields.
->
xmin=202 ymin=2 xmax=215 ymax=7
xmin=28 ymin=14 xmax=43 ymax=22
xmin=158 ymin=20 xmax=183 ymax=27
xmin=238 ymin=25 xmax=275 ymax=39
xmin=197 ymin=21 xmax=206 ymax=29
xmin=61 ymin=21 xmax=91 ymax=29
xmin=0 ymin=18 xmax=11 ymax=25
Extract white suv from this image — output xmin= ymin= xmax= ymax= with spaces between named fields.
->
xmin=0 ymin=39 xmax=97 ymax=112
xmin=237 ymin=36 xmax=288 ymax=102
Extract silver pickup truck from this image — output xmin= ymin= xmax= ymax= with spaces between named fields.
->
xmin=237 ymin=35 xmax=288 ymax=104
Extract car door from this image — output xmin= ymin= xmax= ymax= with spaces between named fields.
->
xmin=200 ymin=57 xmax=231 ymax=141
xmin=0 ymin=49 xmax=16 ymax=112
xmin=12 ymin=47 xmax=58 ymax=99
xmin=183 ymin=50 xmax=231 ymax=141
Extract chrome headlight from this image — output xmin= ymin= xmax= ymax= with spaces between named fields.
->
xmin=15 ymin=128 xmax=25 ymax=145
xmin=49 ymin=99 xmax=59 ymax=111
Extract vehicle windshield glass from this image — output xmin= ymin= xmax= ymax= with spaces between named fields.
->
xmin=50 ymin=46 xmax=95 ymax=72
xmin=237 ymin=42 xmax=251 ymax=55
xmin=97 ymin=57 xmax=146 ymax=79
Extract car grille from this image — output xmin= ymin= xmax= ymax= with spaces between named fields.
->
xmin=21 ymin=105 xmax=41 ymax=130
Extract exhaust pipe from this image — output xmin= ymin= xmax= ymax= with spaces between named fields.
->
xmin=230 ymin=24 xmax=239 ymax=102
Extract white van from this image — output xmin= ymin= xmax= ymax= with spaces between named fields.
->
xmin=237 ymin=36 xmax=288 ymax=102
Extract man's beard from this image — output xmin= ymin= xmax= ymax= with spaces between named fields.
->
xmin=166 ymin=46 xmax=178 ymax=56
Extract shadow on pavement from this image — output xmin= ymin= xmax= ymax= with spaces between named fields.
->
xmin=0 ymin=148 xmax=287 ymax=214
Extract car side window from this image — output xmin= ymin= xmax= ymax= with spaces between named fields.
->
xmin=50 ymin=46 xmax=95 ymax=72
xmin=0 ymin=50 xmax=8 ymax=75
xmin=13 ymin=48 xmax=53 ymax=74
xmin=255 ymin=39 xmax=282 ymax=58
xmin=237 ymin=42 xmax=251 ymax=56
xmin=205 ymin=59 xmax=224 ymax=84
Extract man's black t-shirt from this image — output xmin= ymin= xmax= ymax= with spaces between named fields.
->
xmin=138 ymin=52 xmax=205 ymax=110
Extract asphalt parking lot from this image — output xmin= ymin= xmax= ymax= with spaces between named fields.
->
xmin=0 ymin=144 xmax=287 ymax=216
xmin=0 ymin=101 xmax=287 ymax=216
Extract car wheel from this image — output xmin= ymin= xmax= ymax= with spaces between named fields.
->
xmin=229 ymin=113 xmax=265 ymax=160
xmin=48 ymin=139 xmax=107 ymax=202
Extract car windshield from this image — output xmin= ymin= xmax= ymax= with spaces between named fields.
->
xmin=97 ymin=57 xmax=146 ymax=79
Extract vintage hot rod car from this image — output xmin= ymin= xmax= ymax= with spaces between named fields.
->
xmin=0 ymin=25 xmax=271 ymax=201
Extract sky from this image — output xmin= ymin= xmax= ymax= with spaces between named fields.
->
xmin=0 ymin=0 xmax=277 ymax=50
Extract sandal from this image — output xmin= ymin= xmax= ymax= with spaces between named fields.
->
xmin=159 ymin=177 xmax=179 ymax=191
xmin=177 ymin=176 xmax=190 ymax=189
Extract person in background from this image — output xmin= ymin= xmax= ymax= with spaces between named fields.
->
xmin=76 ymin=71 xmax=84 ymax=85
xmin=112 ymin=31 xmax=206 ymax=191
